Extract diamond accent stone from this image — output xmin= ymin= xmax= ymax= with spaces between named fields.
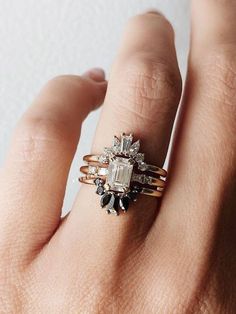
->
xmin=104 ymin=183 xmax=110 ymax=191
xmin=138 ymin=162 xmax=148 ymax=171
xmin=99 ymin=155 xmax=109 ymax=164
xmin=88 ymin=166 xmax=97 ymax=175
xmin=120 ymin=134 xmax=133 ymax=155
xmin=135 ymin=153 xmax=145 ymax=163
xmin=112 ymin=136 xmax=121 ymax=154
xmin=97 ymin=168 xmax=108 ymax=176
xmin=132 ymin=173 xmax=153 ymax=185
xmin=106 ymin=157 xmax=133 ymax=192
xmin=96 ymin=186 xmax=105 ymax=195
xmin=129 ymin=140 xmax=140 ymax=156
xmin=104 ymin=147 xmax=114 ymax=157
xmin=88 ymin=166 xmax=108 ymax=176
xmin=146 ymin=176 xmax=153 ymax=185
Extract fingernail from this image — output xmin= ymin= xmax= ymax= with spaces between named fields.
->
xmin=83 ymin=67 xmax=106 ymax=82
xmin=145 ymin=9 xmax=162 ymax=16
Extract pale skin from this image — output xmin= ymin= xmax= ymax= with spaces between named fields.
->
xmin=1 ymin=1 xmax=236 ymax=313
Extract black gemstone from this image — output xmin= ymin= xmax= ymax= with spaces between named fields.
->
xmin=128 ymin=190 xmax=139 ymax=201
xmin=114 ymin=196 xmax=120 ymax=211
xmin=96 ymin=186 xmax=105 ymax=195
xmin=94 ymin=178 xmax=104 ymax=186
xmin=119 ymin=196 xmax=129 ymax=212
xmin=107 ymin=193 xmax=115 ymax=209
xmin=100 ymin=193 xmax=112 ymax=208
xmin=107 ymin=194 xmax=120 ymax=211
xmin=133 ymin=185 xmax=142 ymax=193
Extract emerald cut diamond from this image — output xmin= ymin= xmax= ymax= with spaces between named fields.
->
xmin=120 ymin=134 xmax=133 ymax=155
xmin=107 ymin=157 xmax=133 ymax=192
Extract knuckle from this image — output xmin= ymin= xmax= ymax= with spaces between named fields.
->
xmin=114 ymin=56 xmax=181 ymax=120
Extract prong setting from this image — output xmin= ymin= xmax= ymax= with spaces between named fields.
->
xmin=80 ymin=133 xmax=166 ymax=215
xmin=93 ymin=133 xmax=146 ymax=214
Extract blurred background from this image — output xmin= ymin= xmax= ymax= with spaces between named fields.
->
xmin=0 ymin=0 xmax=190 ymax=213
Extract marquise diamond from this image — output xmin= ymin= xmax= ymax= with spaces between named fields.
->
xmin=112 ymin=136 xmax=121 ymax=153
xmin=129 ymin=140 xmax=140 ymax=156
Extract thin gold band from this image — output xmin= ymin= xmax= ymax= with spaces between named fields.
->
xmin=79 ymin=176 xmax=105 ymax=185
xmin=79 ymin=175 xmax=164 ymax=198
xmin=80 ymin=165 xmax=165 ymax=188
xmin=83 ymin=154 xmax=167 ymax=177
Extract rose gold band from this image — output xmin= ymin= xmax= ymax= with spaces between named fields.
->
xmin=79 ymin=175 xmax=106 ymax=185
xmin=79 ymin=175 xmax=164 ymax=198
xmin=80 ymin=165 xmax=165 ymax=188
xmin=83 ymin=154 xmax=167 ymax=177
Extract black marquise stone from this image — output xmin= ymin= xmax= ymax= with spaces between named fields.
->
xmin=114 ymin=197 xmax=120 ymax=211
xmin=107 ymin=194 xmax=120 ymax=211
xmin=96 ymin=186 xmax=105 ymax=195
xmin=107 ymin=193 xmax=115 ymax=209
xmin=100 ymin=193 xmax=112 ymax=208
xmin=119 ymin=197 xmax=129 ymax=211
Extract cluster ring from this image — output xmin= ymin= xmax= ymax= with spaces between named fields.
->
xmin=79 ymin=133 xmax=167 ymax=215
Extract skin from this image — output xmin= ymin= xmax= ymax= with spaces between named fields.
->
xmin=0 ymin=1 xmax=236 ymax=313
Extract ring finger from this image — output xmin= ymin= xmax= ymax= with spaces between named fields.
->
xmin=65 ymin=12 xmax=182 ymax=249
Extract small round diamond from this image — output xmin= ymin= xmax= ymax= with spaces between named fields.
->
xmin=135 ymin=153 xmax=145 ymax=162
xmin=138 ymin=162 xmax=148 ymax=171
xmin=96 ymin=186 xmax=105 ymax=195
xmin=88 ymin=166 xmax=97 ymax=175
xmin=99 ymin=155 xmax=108 ymax=163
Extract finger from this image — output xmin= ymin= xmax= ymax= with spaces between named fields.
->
xmin=154 ymin=0 xmax=236 ymax=260
xmin=0 ymin=70 xmax=107 ymax=262
xmin=95 ymin=13 xmax=181 ymax=165
xmin=191 ymin=0 xmax=236 ymax=56
xmin=66 ymin=12 xmax=182 ymax=248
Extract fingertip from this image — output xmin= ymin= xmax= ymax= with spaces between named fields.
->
xmin=144 ymin=9 xmax=163 ymax=16
xmin=83 ymin=67 xmax=106 ymax=82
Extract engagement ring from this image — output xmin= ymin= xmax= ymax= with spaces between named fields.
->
xmin=79 ymin=134 xmax=167 ymax=215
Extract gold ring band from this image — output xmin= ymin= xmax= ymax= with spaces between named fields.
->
xmin=83 ymin=155 xmax=167 ymax=177
xmin=79 ymin=176 xmax=164 ymax=198
xmin=80 ymin=165 xmax=165 ymax=188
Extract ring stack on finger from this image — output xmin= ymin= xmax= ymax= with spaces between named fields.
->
xmin=79 ymin=133 xmax=167 ymax=215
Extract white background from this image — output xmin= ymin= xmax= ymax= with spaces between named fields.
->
xmin=0 ymin=0 xmax=190 ymax=213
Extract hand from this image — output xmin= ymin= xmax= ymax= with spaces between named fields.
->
xmin=1 ymin=2 xmax=236 ymax=313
